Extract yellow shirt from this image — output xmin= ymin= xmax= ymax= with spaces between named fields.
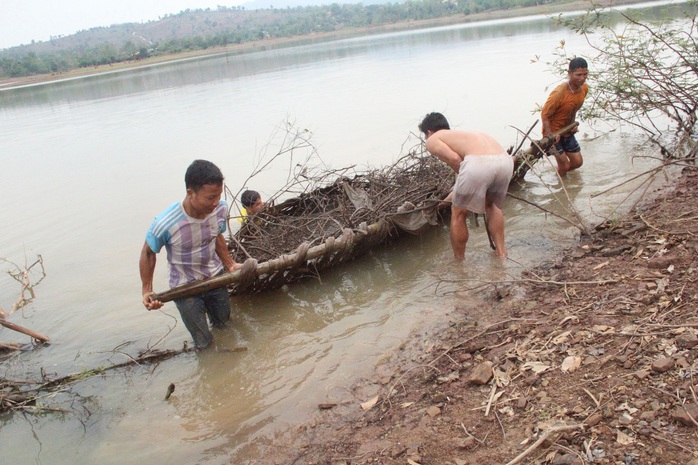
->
xmin=237 ymin=207 xmax=249 ymax=223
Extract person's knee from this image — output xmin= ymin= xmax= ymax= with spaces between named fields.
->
xmin=176 ymin=296 xmax=214 ymax=349
xmin=207 ymin=288 xmax=232 ymax=327
xmin=566 ymin=152 xmax=583 ymax=170
xmin=485 ymin=202 xmax=502 ymax=217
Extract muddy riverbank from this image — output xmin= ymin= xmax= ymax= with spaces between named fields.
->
xmin=255 ymin=164 xmax=698 ymax=464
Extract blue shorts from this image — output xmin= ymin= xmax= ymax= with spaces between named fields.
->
xmin=554 ymin=134 xmax=581 ymax=154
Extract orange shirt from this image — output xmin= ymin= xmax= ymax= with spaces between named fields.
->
xmin=541 ymin=82 xmax=588 ymax=134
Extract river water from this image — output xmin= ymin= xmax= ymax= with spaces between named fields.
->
xmin=0 ymin=2 xmax=686 ymax=463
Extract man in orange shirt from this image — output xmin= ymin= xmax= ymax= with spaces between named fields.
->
xmin=541 ymin=57 xmax=589 ymax=176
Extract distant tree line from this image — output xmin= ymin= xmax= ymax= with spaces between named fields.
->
xmin=0 ymin=0 xmax=556 ymax=79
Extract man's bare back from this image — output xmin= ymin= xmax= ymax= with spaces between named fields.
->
xmin=424 ymin=129 xmax=506 ymax=172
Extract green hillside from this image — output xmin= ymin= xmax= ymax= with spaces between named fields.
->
xmin=1 ymin=0 xmax=564 ymax=78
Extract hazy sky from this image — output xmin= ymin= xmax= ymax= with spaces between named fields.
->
xmin=1 ymin=0 xmax=243 ymax=49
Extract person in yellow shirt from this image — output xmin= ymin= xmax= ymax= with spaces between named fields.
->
xmin=541 ymin=57 xmax=589 ymax=176
xmin=239 ymin=190 xmax=264 ymax=223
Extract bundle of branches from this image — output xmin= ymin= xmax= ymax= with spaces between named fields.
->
xmin=225 ymin=148 xmax=454 ymax=295
xmin=234 ymin=150 xmax=453 ymax=261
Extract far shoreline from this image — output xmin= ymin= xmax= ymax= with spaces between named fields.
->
xmin=0 ymin=0 xmax=656 ymax=90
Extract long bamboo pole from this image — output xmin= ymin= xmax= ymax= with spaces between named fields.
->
xmin=151 ymin=220 xmax=389 ymax=303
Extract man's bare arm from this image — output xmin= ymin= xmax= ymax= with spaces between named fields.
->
xmin=216 ymin=234 xmax=242 ymax=272
xmin=425 ymin=135 xmax=462 ymax=173
xmin=139 ymin=242 xmax=163 ymax=310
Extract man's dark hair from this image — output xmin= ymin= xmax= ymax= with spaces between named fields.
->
xmin=418 ymin=112 xmax=450 ymax=135
xmin=185 ymin=160 xmax=224 ymax=191
xmin=240 ymin=190 xmax=260 ymax=208
xmin=569 ymin=57 xmax=588 ymax=72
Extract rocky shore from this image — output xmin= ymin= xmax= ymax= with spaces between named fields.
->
xmin=256 ymin=164 xmax=698 ymax=464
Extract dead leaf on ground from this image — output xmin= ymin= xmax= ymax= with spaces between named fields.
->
xmin=493 ymin=367 xmax=510 ymax=387
xmin=360 ymin=395 xmax=379 ymax=410
xmin=552 ymin=330 xmax=572 ymax=344
xmin=561 ymin=355 xmax=582 ymax=372
xmin=592 ymin=325 xmax=615 ymax=333
xmin=593 ymin=261 xmax=610 ymax=270
xmin=616 ymin=430 xmax=635 ymax=445
xmin=521 ymin=361 xmax=551 ymax=374
xmin=559 ymin=315 xmax=579 ymax=325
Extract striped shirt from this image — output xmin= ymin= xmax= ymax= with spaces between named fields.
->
xmin=146 ymin=200 xmax=229 ymax=288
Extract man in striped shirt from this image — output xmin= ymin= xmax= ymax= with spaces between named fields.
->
xmin=139 ymin=159 xmax=241 ymax=349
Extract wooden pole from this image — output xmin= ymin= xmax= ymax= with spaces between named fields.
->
xmin=511 ymin=122 xmax=579 ymax=182
xmin=151 ymin=220 xmax=390 ymax=303
xmin=0 ymin=318 xmax=50 ymax=343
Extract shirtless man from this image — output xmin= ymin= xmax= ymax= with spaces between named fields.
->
xmin=419 ymin=112 xmax=513 ymax=259
xmin=541 ymin=57 xmax=589 ymax=176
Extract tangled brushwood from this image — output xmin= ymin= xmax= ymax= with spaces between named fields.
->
xmin=226 ymin=147 xmax=454 ymax=295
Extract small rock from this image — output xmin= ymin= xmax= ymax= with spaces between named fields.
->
xmin=516 ymin=397 xmax=528 ymax=409
xmin=651 ymin=357 xmax=674 ymax=373
xmin=587 ymin=412 xmax=603 ymax=426
xmin=633 ymin=369 xmax=650 ymax=380
xmin=619 ymin=412 xmax=633 ymax=425
xmin=551 ymin=453 xmax=577 ymax=465
xmin=455 ymin=437 xmax=477 ymax=450
xmin=676 ymin=332 xmax=698 ymax=348
xmin=523 ymin=374 xmax=539 ymax=386
xmin=458 ymin=353 xmax=473 ymax=362
xmin=648 ymin=253 xmax=677 ymax=270
xmin=640 ymin=411 xmax=657 ymax=421
xmin=390 ymin=446 xmax=408 ymax=458
xmin=467 ymin=362 xmax=493 ymax=385
xmin=426 ymin=406 xmax=441 ymax=418
xmin=670 ymin=404 xmax=698 ymax=426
